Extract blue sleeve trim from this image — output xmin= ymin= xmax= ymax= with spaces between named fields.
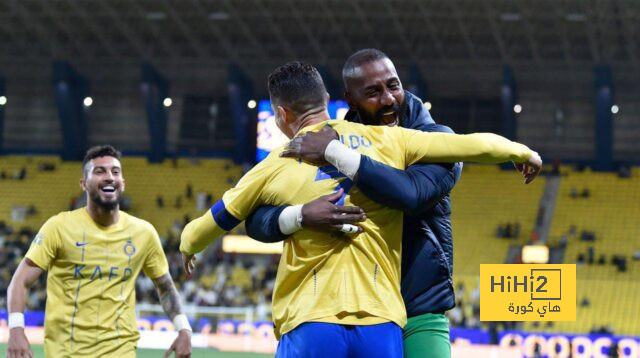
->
xmin=210 ymin=200 xmax=241 ymax=231
xmin=245 ymin=205 xmax=288 ymax=243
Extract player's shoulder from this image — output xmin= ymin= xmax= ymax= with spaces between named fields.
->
xmin=119 ymin=211 xmax=157 ymax=234
xmin=257 ymin=146 xmax=292 ymax=168
xmin=44 ymin=208 xmax=83 ymax=228
xmin=333 ymin=119 xmax=394 ymax=136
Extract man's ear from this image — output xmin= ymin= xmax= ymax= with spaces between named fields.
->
xmin=80 ymin=177 xmax=87 ymax=191
xmin=277 ymin=105 xmax=295 ymax=124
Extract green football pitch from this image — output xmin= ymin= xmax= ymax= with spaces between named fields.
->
xmin=0 ymin=343 xmax=273 ymax=357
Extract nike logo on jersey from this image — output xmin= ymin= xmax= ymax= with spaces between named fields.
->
xmin=75 ymin=242 xmax=90 ymax=247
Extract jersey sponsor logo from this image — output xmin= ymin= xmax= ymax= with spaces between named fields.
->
xmin=74 ymin=264 xmax=133 ymax=282
xmin=75 ymin=241 xmax=90 ymax=247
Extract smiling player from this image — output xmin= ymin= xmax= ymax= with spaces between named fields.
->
xmin=6 ymin=145 xmax=192 ymax=358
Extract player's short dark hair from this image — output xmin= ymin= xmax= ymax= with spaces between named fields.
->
xmin=267 ymin=61 xmax=327 ymax=115
xmin=82 ymin=145 xmax=122 ymax=176
xmin=342 ymin=48 xmax=390 ymax=86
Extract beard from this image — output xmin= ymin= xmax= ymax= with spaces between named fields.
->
xmin=88 ymin=188 xmax=121 ymax=211
xmin=354 ymin=99 xmax=408 ymax=126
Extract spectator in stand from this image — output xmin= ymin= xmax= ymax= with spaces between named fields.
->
xmin=550 ymin=160 xmax=561 ymax=175
xmin=196 ymin=192 xmax=207 ymax=211
xmin=513 ymin=222 xmax=521 ymax=238
xmin=17 ymin=167 xmax=27 ymax=180
xmin=618 ymin=165 xmax=631 ymax=178
xmin=577 ymin=253 xmax=585 ymax=265
xmin=186 ymin=183 xmax=193 ymax=200
xmin=570 ymin=187 xmax=578 ymax=198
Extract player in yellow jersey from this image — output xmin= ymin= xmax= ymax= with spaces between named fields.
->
xmin=6 ymin=145 xmax=192 ymax=358
xmin=179 ymin=62 xmax=541 ymax=358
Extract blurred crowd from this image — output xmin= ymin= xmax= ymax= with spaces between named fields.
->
xmin=447 ymin=282 xmax=482 ymax=330
xmin=0 ymin=223 xmax=47 ymax=311
xmin=136 ymin=222 xmax=280 ymax=316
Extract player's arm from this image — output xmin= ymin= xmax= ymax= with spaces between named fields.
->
xmin=6 ymin=258 xmax=44 ymax=358
xmin=295 ymin=128 xmax=541 ymax=184
xmin=180 ymin=207 xmax=226 ymax=257
xmin=244 ymin=189 xmax=366 ymax=243
xmin=152 ymin=273 xmax=187 ymax=322
xmin=179 ymin=204 xmax=228 ymax=278
xmin=357 ymin=159 xmax=461 ymax=214
xmin=245 ymin=205 xmax=288 ymax=243
xmin=401 ymin=130 xmax=542 ymax=183
xmin=151 ymin=273 xmax=192 ymax=358
xmin=143 ymin=224 xmax=192 ymax=358
xmin=355 ymin=124 xmax=462 ymax=213
xmin=180 ymin=159 xmax=275 ymax=275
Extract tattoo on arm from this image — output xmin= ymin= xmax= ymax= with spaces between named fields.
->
xmin=152 ymin=273 xmax=183 ymax=320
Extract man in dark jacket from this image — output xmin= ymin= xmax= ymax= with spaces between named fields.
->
xmin=245 ymin=49 xmax=461 ymax=357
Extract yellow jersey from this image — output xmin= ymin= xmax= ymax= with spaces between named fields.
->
xmin=180 ymin=120 xmax=532 ymax=338
xmin=25 ymin=208 xmax=169 ymax=357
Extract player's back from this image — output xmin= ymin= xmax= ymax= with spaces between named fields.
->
xmin=25 ymin=208 xmax=167 ymax=357
xmin=254 ymin=120 xmax=411 ymax=337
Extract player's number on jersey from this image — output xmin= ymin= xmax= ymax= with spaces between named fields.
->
xmin=314 ymin=165 xmax=353 ymax=205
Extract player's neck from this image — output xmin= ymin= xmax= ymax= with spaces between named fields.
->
xmin=294 ymin=108 xmax=330 ymax=134
xmin=85 ymin=203 xmax=120 ymax=227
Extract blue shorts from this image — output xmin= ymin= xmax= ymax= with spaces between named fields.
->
xmin=275 ymin=322 xmax=403 ymax=358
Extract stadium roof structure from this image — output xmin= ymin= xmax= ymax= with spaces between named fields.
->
xmin=0 ymin=0 xmax=639 ymax=96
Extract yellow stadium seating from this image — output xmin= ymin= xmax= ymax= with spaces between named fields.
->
xmin=525 ymin=169 xmax=640 ymax=335
xmin=450 ymin=164 xmax=545 ymax=276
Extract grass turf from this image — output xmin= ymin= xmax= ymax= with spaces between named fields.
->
xmin=0 ymin=343 xmax=273 ymax=357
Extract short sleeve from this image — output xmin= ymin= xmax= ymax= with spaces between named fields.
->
xmin=25 ymin=216 xmax=62 ymax=271
xmin=142 ymin=225 xmax=169 ymax=279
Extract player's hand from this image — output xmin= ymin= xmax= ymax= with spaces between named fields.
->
xmin=281 ymin=125 xmax=339 ymax=166
xmin=163 ymin=329 xmax=192 ymax=358
xmin=182 ymin=253 xmax=196 ymax=278
xmin=514 ymin=151 xmax=542 ymax=184
xmin=7 ymin=328 xmax=33 ymax=358
xmin=301 ymin=188 xmax=366 ymax=234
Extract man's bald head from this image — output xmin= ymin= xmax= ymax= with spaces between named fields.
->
xmin=342 ymin=48 xmax=390 ymax=88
